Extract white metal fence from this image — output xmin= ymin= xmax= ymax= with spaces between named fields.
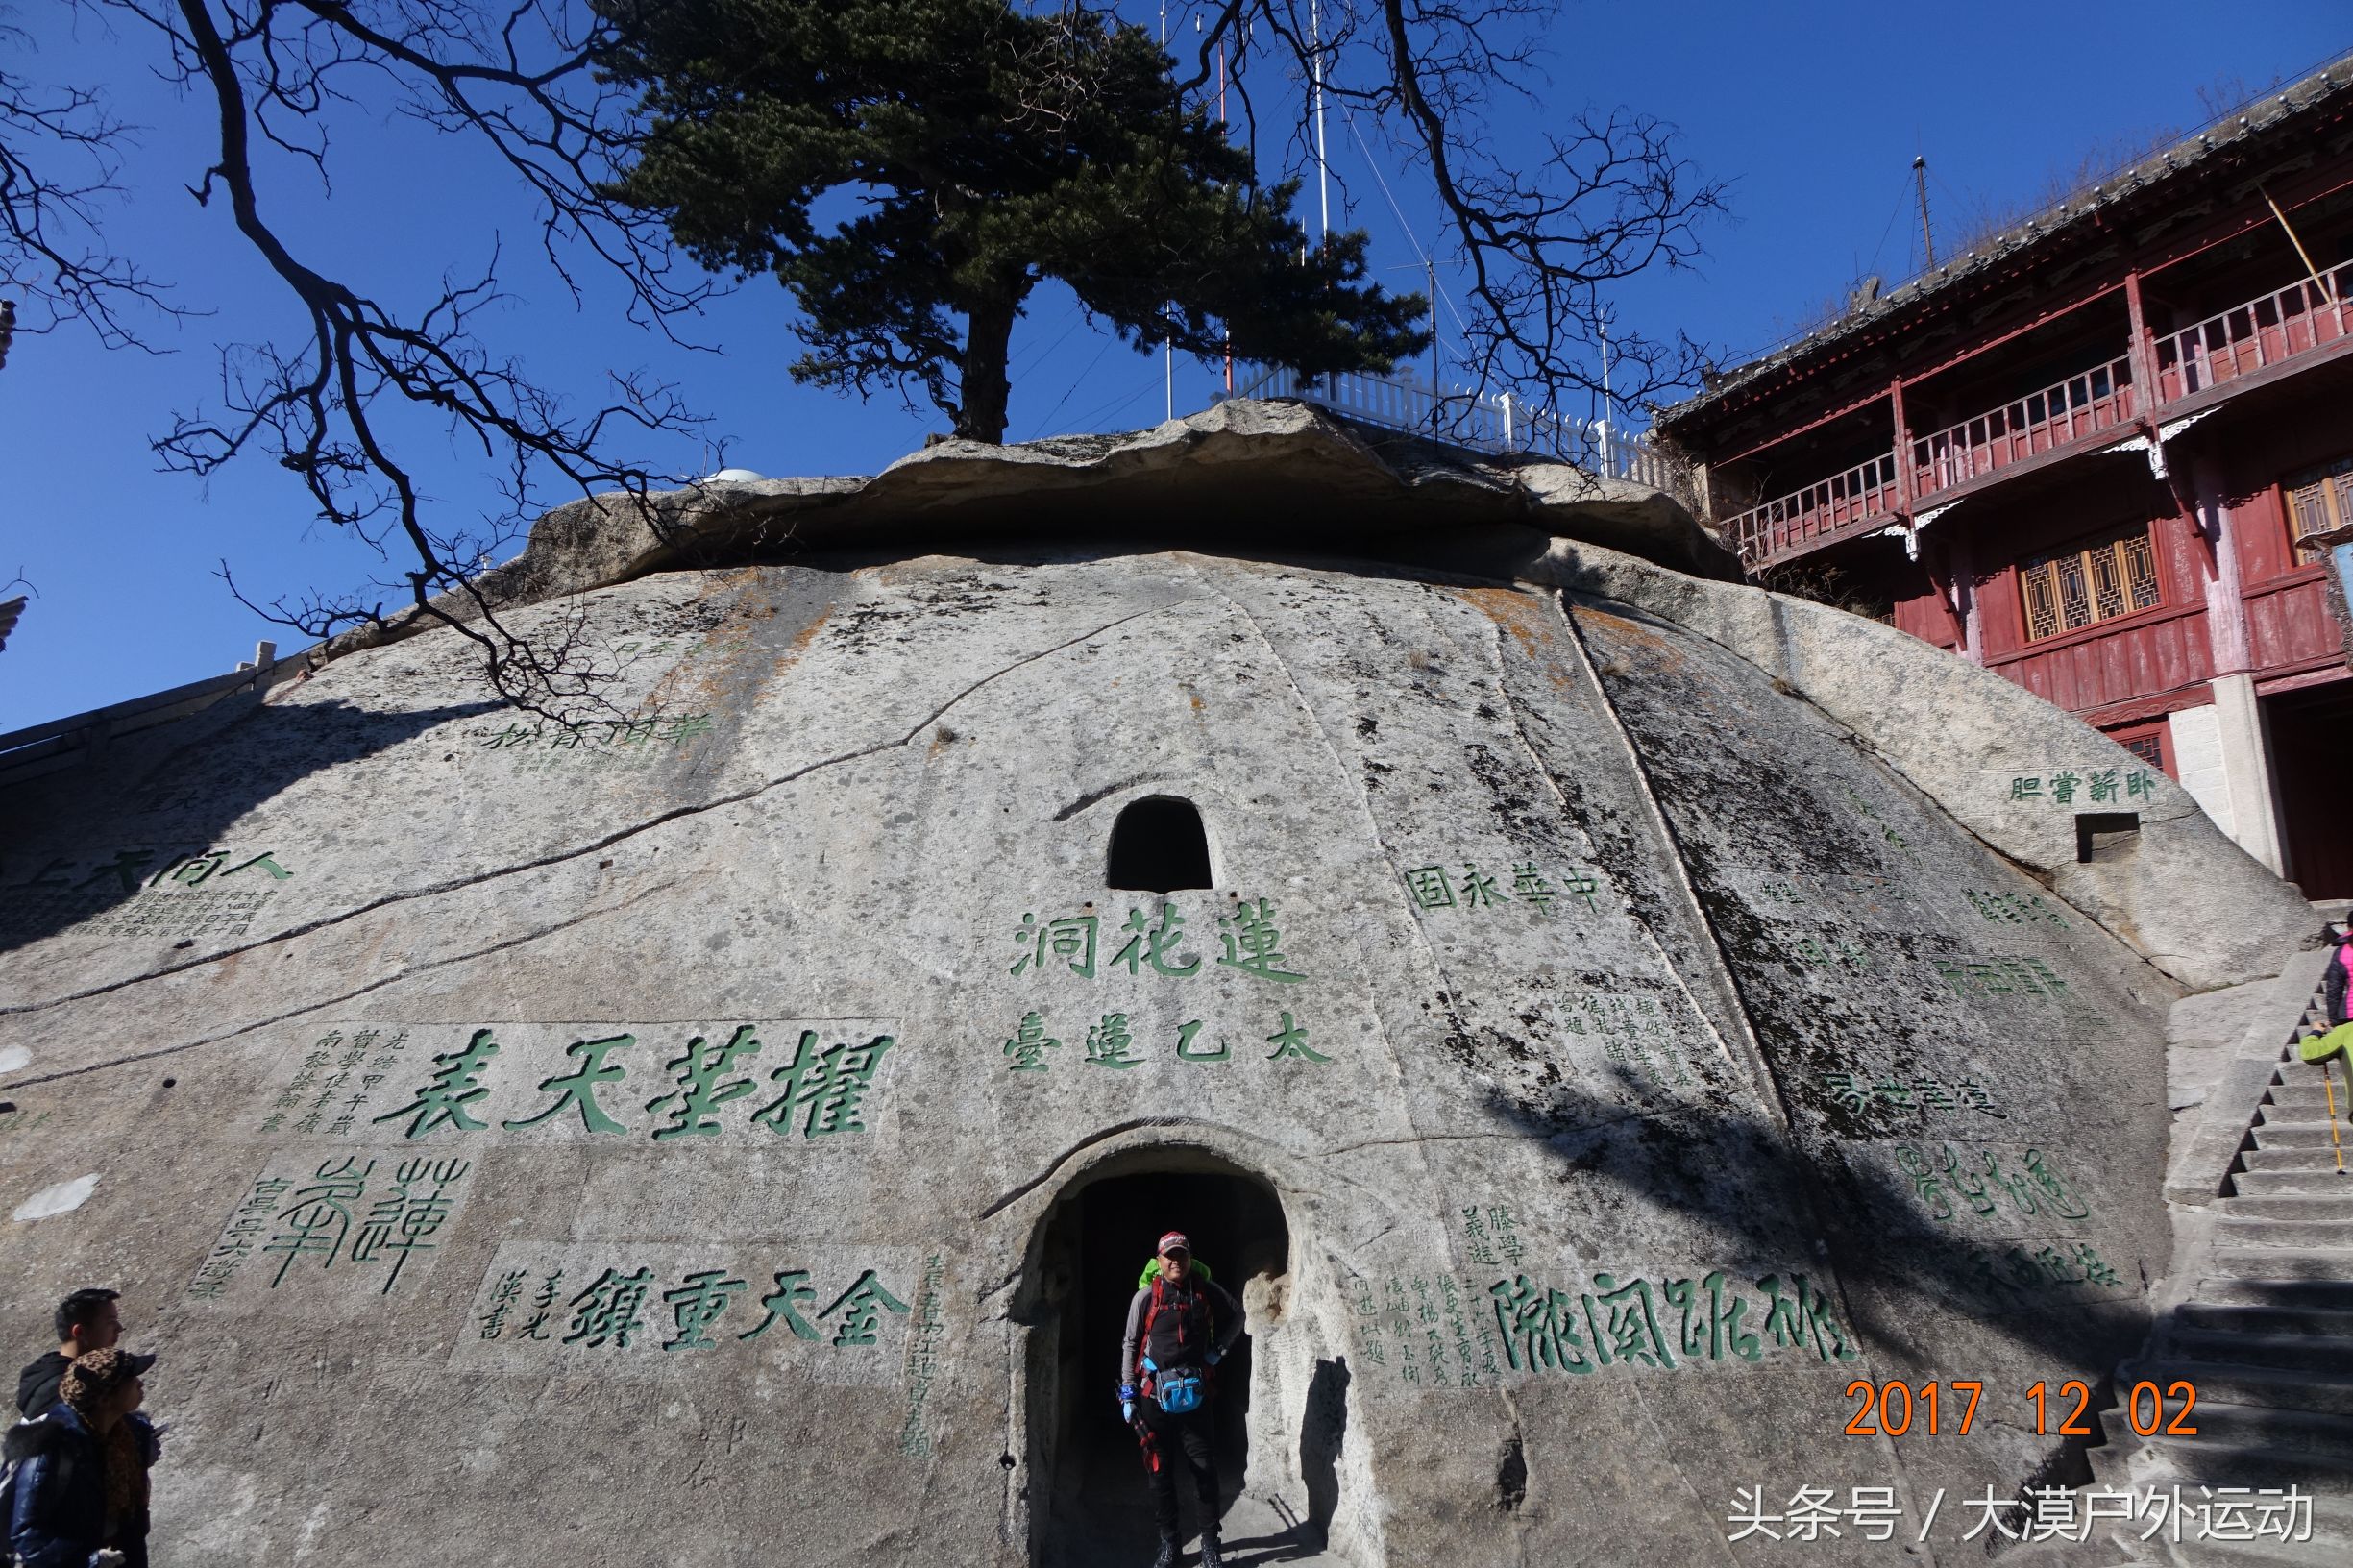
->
xmin=1224 ymin=364 xmax=1684 ymax=492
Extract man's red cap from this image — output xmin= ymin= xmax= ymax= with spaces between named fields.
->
xmin=1157 ymin=1232 xmax=1190 ymax=1255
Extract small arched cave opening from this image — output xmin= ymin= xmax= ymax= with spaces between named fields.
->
xmin=1106 ymin=796 xmax=1213 ymax=894
xmin=1028 ymin=1154 xmax=1290 ymax=1566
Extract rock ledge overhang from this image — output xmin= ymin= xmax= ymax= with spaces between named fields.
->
xmin=333 ymin=398 xmax=1733 ymax=659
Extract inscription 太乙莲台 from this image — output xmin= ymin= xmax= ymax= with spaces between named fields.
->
xmin=1010 ymin=896 xmax=1307 ymax=983
xmin=1000 ymin=1008 xmax=1331 ymax=1071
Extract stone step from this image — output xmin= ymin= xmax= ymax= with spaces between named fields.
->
xmin=2206 ymin=1248 xmax=2353 ymax=1283
xmin=2232 ymin=1167 xmax=2353 ymax=1195
xmin=2124 ymin=1359 xmax=2353 ymax=1416
xmin=2215 ymin=1213 xmax=2353 ymax=1247
xmin=2194 ymin=1275 xmax=2353 ymax=1311
xmin=2242 ymin=1145 xmax=2353 ymax=1173
xmin=2249 ymin=1119 xmax=2353 ymax=1150
xmin=2160 ymin=1329 xmax=2353 ymax=1375
xmin=2172 ymin=1299 xmax=2353 ymax=1339
xmin=2261 ymin=1081 xmax=2353 ymax=1114
xmin=2151 ymin=1399 xmax=2353 ymax=1459
xmin=2095 ymin=1432 xmax=2353 ymax=1493
xmin=2221 ymin=1192 xmax=2353 ymax=1221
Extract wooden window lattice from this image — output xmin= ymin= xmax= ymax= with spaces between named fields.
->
xmin=2019 ymin=524 xmax=2162 ymax=641
xmin=2285 ymin=453 xmax=2353 ymax=551
xmin=2120 ymin=733 xmax=2164 ymax=769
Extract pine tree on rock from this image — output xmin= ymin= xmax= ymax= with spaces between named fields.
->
xmin=598 ymin=0 xmax=1428 ymax=443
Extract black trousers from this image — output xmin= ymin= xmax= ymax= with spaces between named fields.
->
xmin=1136 ymin=1399 xmax=1220 ymax=1540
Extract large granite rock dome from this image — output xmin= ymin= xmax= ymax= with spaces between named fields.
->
xmin=0 ymin=402 xmax=2319 ymax=1565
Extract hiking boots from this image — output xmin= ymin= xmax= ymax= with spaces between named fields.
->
xmin=1198 ymin=1535 xmax=1226 ymax=1568
xmin=1148 ymin=1535 xmax=1179 ymax=1568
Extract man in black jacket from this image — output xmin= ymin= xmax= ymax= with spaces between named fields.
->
xmin=17 ymin=1289 xmax=123 ymax=1418
xmin=1117 ymin=1232 xmax=1245 ymax=1568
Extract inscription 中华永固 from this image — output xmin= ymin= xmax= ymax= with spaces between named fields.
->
xmin=1401 ymin=859 xmax=1604 ymax=919
xmin=1000 ymin=1009 xmax=1330 ymax=1071
xmin=249 ymin=1020 xmax=899 ymax=1147
xmin=1009 ymin=898 xmax=1307 ymax=983
xmin=458 ymin=1242 xmax=926 ymax=1387
xmin=184 ymin=1153 xmax=477 ymax=1313
xmin=2 ymin=845 xmax=295 ymax=942
xmin=1891 ymin=1143 xmax=2093 ymax=1227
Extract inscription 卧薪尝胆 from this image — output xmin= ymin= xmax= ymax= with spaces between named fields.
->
xmin=2006 ymin=769 xmax=2160 ymax=807
xmin=1000 ymin=1009 xmax=1332 ymax=1072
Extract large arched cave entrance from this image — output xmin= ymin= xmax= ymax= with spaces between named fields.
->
xmin=1027 ymin=1153 xmax=1292 ymax=1566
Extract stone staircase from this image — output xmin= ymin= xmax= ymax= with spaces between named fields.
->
xmin=2087 ymin=989 xmax=2353 ymax=1564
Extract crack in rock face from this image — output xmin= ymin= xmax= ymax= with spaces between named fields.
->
xmin=0 ymin=429 xmax=2306 ymax=1566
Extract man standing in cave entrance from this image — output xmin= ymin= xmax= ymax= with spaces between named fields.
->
xmin=1118 ymin=1231 xmax=1246 ymax=1568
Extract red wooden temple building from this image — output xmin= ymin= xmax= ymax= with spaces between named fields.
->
xmin=1655 ymin=55 xmax=2353 ymax=899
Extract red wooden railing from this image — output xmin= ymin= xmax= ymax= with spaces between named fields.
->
xmin=2154 ymin=265 xmax=2353 ymax=402
xmin=1724 ymin=266 xmax=2353 ymax=570
xmin=1908 ymin=355 xmax=2137 ymax=497
xmin=1722 ymin=451 xmax=1900 ymax=566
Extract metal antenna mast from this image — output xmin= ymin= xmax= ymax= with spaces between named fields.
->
xmin=1311 ymin=0 xmax=1329 ymax=243
xmin=1914 ymin=156 xmax=1936 ymax=269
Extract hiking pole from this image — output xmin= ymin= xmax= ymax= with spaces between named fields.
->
xmin=2324 ymin=1056 xmax=2348 ymax=1178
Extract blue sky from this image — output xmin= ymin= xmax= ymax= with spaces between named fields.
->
xmin=2 ymin=1 xmax=2344 ymax=731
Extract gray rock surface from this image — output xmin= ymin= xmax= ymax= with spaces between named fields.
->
xmin=0 ymin=427 xmax=2320 ymax=1565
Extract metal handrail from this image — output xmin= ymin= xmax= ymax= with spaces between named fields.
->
xmin=1910 ymin=355 xmax=2138 ymax=497
xmin=1225 ymin=364 xmax=1681 ymax=490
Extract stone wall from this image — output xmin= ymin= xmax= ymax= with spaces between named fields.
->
xmin=1 ymin=515 xmax=2299 ymax=1563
